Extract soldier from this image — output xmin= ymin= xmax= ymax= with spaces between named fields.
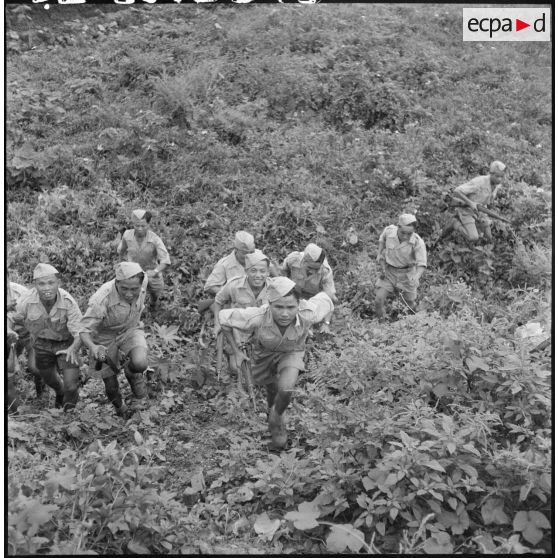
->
xmin=375 ymin=214 xmax=427 ymax=321
xmin=213 ymin=250 xmax=272 ymax=376
xmin=9 ymin=263 xmax=83 ymax=411
xmin=444 ymin=160 xmax=507 ymax=243
xmin=277 ymin=243 xmax=337 ymax=331
xmin=118 ymin=209 xmax=171 ymax=310
xmin=203 ymin=231 xmax=256 ymax=296
xmin=80 ymin=262 xmax=149 ymax=418
xmin=6 ymin=274 xmax=31 ymax=414
xmin=219 ymin=277 xmax=334 ymax=449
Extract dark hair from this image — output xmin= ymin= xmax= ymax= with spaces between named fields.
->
xmin=144 ymin=211 xmax=152 ymax=223
xmin=315 ymin=249 xmax=326 ymax=264
xmin=284 ymin=287 xmax=301 ymax=301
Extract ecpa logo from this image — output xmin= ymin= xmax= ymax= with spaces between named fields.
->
xmin=463 ymin=8 xmax=550 ymax=42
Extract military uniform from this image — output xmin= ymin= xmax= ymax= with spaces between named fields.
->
xmin=205 ymin=252 xmax=247 ymax=293
xmin=81 ymin=271 xmax=149 ymax=411
xmin=375 ymin=224 xmax=427 ymax=300
xmin=10 ymin=286 xmax=83 ymax=409
xmin=219 ymin=291 xmax=333 ymax=385
xmin=119 ymin=229 xmax=170 ymax=297
xmin=280 ymin=252 xmax=336 ymax=300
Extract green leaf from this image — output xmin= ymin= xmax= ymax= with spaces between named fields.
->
xmin=285 ymin=501 xmax=320 ymax=530
xmin=512 ymin=511 xmax=529 ymax=531
xmin=423 ymin=532 xmax=453 ymax=554
xmin=127 ymin=540 xmax=151 ymax=554
xmin=466 ymin=355 xmax=489 ymax=372
xmin=325 ymin=524 xmax=365 ymax=553
xmin=362 ymin=476 xmax=375 ymax=491
xmin=26 ymin=503 xmax=59 ymax=537
xmin=424 ymin=460 xmax=446 ymax=473
xmin=254 ymin=512 xmax=281 ymax=540
xmin=481 ymin=498 xmax=510 ymax=526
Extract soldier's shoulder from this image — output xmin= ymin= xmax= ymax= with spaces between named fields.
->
xmin=59 ymin=288 xmax=80 ymax=306
xmin=88 ymin=281 xmax=114 ymax=306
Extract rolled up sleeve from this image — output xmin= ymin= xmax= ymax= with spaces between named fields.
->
xmin=414 ymin=238 xmax=427 ymax=267
xmin=321 ymin=263 xmax=336 ymax=297
xmin=215 ymin=282 xmax=233 ymax=306
xmin=219 ymin=306 xmax=264 ymax=332
xmin=204 ymin=263 xmax=227 ymax=291
xmin=80 ymin=304 xmax=106 ymax=336
xmin=153 ymin=235 xmax=171 ymax=265
xmin=455 ymin=180 xmax=479 ymax=197
xmin=302 ymin=292 xmax=334 ymax=324
xmin=66 ymin=299 xmax=84 ymax=337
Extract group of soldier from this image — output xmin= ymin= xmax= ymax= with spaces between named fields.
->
xmin=6 ymin=161 xmax=507 ymax=450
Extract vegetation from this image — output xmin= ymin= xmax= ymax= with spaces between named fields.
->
xmin=6 ymin=3 xmax=551 ymax=554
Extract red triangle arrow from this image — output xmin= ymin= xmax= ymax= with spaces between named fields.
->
xmin=516 ymin=19 xmax=530 ymax=31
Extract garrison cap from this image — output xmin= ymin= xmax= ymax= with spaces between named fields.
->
xmin=489 ymin=161 xmax=506 ymax=173
xmin=267 ymin=277 xmax=296 ymax=302
xmin=33 ymin=263 xmax=59 ymax=279
xmin=398 ymin=214 xmax=417 ymax=227
xmin=234 ymin=231 xmax=255 ymax=252
xmin=244 ymin=249 xmax=269 ymax=270
xmin=303 ymin=243 xmax=323 ymax=262
xmin=132 ymin=209 xmax=147 ymax=220
xmin=115 ymin=262 xmax=144 ymax=281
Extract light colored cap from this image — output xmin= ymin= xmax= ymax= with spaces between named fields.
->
xmin=33 ymin=263 xmax=59 ymax=279
xmin=132 ymin=209 xmax=147 ymax=220
xmin=398 ymin=214 xmax=417 ymax=227
xmin=303 ymin=243 xmax=323 ymax=262
xmin=244 ymin=249 xmax=269 ymax=270
xmin=234 ymin=231 xmax=255 ymax=252
xmin=489 ymin=161 xmax=506 ymax=173
xmin=115 ymin=262 xmax=144 ymax=281
xmin=267 ymin=277 xmax=296 ymax=302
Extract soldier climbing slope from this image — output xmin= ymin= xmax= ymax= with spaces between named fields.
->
xmin=213 ymin=250 xmax=272 ymax=378
xmin=118 ymin=209 xmax=171 ymax=311
xmin=441 ymin=160 xmax=507 ymax=243
xmin=80 ymin=262 xmax=150 ymax=418
xmin=219 ymin=277 xmax=334 ymax=450
xmin=375 ymin=214 xmax=427 ymax=321
xmin=276 ymin=243 xmax=337 ymax=332
xmin=203 ymin=230 xmax=257 ymax=296
xmin=9 ymin=263 xmax=83 ymax=412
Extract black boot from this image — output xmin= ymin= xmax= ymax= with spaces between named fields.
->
xmin=55 ymin=392 xmax=64 ymax=409
xmin=34 ymin=376 xmax=45 ymax=398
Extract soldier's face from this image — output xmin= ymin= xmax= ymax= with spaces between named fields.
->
xmin=116 ymin=276 xmax=143 ymax=303
xmin=270 ymin=294 xmax=299 ymax=327
xmin=235 ymin=247 xmax=254 ymax=266
xmin=397 ymin=225 xmax=414 ymax=242
xmin=246 ymin=262 xmax=269 ymax=288
xmin=489 ymin=169 xmax=504 ymax=186
xmin=35 ymin=275 xmax=60 ymax=303
xmin=133 ymin=217 xmax=149 ymax=237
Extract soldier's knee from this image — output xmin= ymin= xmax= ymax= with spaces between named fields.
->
xmin=128 ymin=354 xmax=148 ymax=373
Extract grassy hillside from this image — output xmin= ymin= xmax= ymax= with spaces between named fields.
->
xmin=6 ymin=4 xmax=552 ymax=555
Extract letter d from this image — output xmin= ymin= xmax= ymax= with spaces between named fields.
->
xmin=534 ymin=13 xmax=545 ymax=32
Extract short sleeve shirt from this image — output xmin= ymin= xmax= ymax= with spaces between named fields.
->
xmin=454 ymin=175 xmax=497 ymax=207
xmin=215 ymin=276 xmax=271 ymax=308
xmin=80 ymin=277 xmax=148 ymax=344
xmin=119 ymin=229 xmax=171 ymax=271
xmin=204 ymin=251 xmax=246 ymax=292
xmin=281 ymin=252 xmax=336 ymax=299
xmin=11 ymin=288 xmax=83 ymax=342
xmin=219 ymin=292 xmax=334 ymax=354
xmin=380 ymin=225 xmax=427 ymax=268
